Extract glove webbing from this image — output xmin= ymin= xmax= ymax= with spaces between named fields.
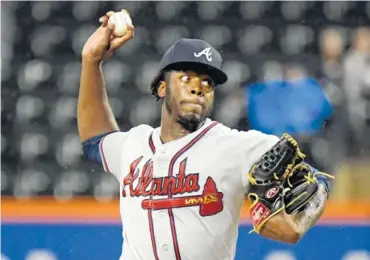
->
xmin=248 ymin=134 xmax=306 ymax=185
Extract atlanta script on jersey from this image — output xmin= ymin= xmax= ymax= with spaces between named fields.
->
xmin=99 ymin=118 xmax=279 ymax=260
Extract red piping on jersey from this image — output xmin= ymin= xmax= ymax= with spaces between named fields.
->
xmin=167 ymin=121 xmax=218 ymax=260
xmin=99 ymin=136 xmax=111 ymax=173
xmin=149 ymin=134 xmax=156 ymax=153
xmin=147 ymin=132 xmax=159 ymax=260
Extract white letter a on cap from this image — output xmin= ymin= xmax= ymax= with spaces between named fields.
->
xmin=194 ymin=47 xmax=213 ymax=62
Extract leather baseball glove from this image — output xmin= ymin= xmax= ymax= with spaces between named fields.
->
xmin=247 ymin=134 xmax=306 ymax=233
xmin=283 ymin=163 xmax=335 ymax=214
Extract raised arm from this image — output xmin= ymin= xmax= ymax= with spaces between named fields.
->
xmin=77 ymin=11 xmax=134 ymax=142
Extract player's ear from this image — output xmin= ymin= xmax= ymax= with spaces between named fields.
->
xmin=157 ymin=81 xmax=166 ymax=98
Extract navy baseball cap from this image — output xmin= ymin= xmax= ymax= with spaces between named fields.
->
xmin=150 ymin=38 xmax=228 ymax=93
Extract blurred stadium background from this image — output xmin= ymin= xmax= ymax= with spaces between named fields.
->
xmin=1 ymin=1 xmax=370 ymax=260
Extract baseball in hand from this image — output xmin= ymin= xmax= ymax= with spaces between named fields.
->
xmin=108 ymin=10 xmax=133 ymax=37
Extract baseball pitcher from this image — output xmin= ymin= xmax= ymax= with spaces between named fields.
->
xmin=78 ymin=11 xmax=334 ymax=260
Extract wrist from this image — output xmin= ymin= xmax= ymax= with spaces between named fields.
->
xmin=82 ymin=55 xmax=104 ymax=66
xmin=317 ymin=177 xmax=331 ymax=197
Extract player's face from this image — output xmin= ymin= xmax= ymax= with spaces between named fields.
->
xmin=162 ymin=70 xmax=215 ymax=131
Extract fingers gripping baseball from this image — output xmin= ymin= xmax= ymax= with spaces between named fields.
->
xmin=81 ymin=10 xmax=134 ymax=63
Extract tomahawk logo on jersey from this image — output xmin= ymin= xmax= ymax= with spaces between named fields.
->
xmin=97 ymin=119 xmax=279 ymax=260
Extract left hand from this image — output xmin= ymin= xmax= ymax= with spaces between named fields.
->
xmin=247 ymin=134 xmax=306 ymax=233
xmin=283 ymin=164 xmax=335 ymax=214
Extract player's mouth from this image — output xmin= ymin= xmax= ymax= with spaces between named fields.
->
xmin=184 ymin=102 xmax=202 ymax=109
xmin=182 ymin=99 xmax=205 ymax=110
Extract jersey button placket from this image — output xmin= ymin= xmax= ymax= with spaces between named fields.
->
xmin=162 ymin=244 xmax=169 ymax=251
xmin=157 ymin=161 xmax=166 ymax=217
xmin=158 ymin=146 xmax=165 ymax=154
xmin=153 ymin=145 xmax=173 ymax=257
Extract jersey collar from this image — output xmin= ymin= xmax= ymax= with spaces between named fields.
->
xmin=151 ymin=118 xmax=213 ymax=151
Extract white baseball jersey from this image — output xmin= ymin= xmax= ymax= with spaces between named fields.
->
xmin=99 ymin=118 xmax=279 ymax=260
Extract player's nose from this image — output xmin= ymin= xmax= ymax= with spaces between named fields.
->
xmin=189 ymin=80 xmax=204 ymax=97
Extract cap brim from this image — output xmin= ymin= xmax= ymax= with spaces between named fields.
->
xmin=150 ymin=61 xmax=228 ymax=92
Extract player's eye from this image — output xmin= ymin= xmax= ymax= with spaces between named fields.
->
xmin=201 ymin=78 xmax=215 ymax=90
xmin=180 ymin=75 xmax=190 ymax=83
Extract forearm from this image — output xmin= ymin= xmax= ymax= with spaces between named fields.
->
xmin=77 ymin=60 xmax=119 ymax=142
xmin=259 ymin=183 xmax=328 ymax=244
xmin=291 ymin=183 xmax=327 ymax=235
xmin=259 ymin=210 xmax=300 ymax=244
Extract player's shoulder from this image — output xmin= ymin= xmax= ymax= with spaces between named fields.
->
xmin=211 ymin=120 xmax=279 ymax=142
xmin=103 ymin=124 xmax=154 ymax=143
xmin=211 ymin=120 xmax=255 ymax=136
xmin=130 ymin=124 xmax=154 ymax=132
xmin=126 ymin=124 xmax=154 ymax=136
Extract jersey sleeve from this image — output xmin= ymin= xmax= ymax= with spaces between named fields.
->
xmin=238 ymin=130 xmax=280 ymax=192
xmin=99 ymin=131 xmax=129 ymax=176
xmin=81 ymin=124 xmax=152 ymax=180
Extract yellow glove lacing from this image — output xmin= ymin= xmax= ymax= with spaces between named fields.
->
xmin=248 ymin=134 xmax=306 ymax=185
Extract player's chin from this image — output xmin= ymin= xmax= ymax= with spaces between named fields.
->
xmin=177 ymin=113 xmax=203 ymax=132
xmin=180 ymin=112 xmax=201 ymax=122
xmin=182 ymin=105 xmax=211 ymax=121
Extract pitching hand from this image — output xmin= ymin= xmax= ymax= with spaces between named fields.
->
xmin=81 ymin=10 xmax=134 ymax=63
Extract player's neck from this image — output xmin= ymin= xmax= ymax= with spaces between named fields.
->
xmin=160 ymin=113 xmax=191 ymax=144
